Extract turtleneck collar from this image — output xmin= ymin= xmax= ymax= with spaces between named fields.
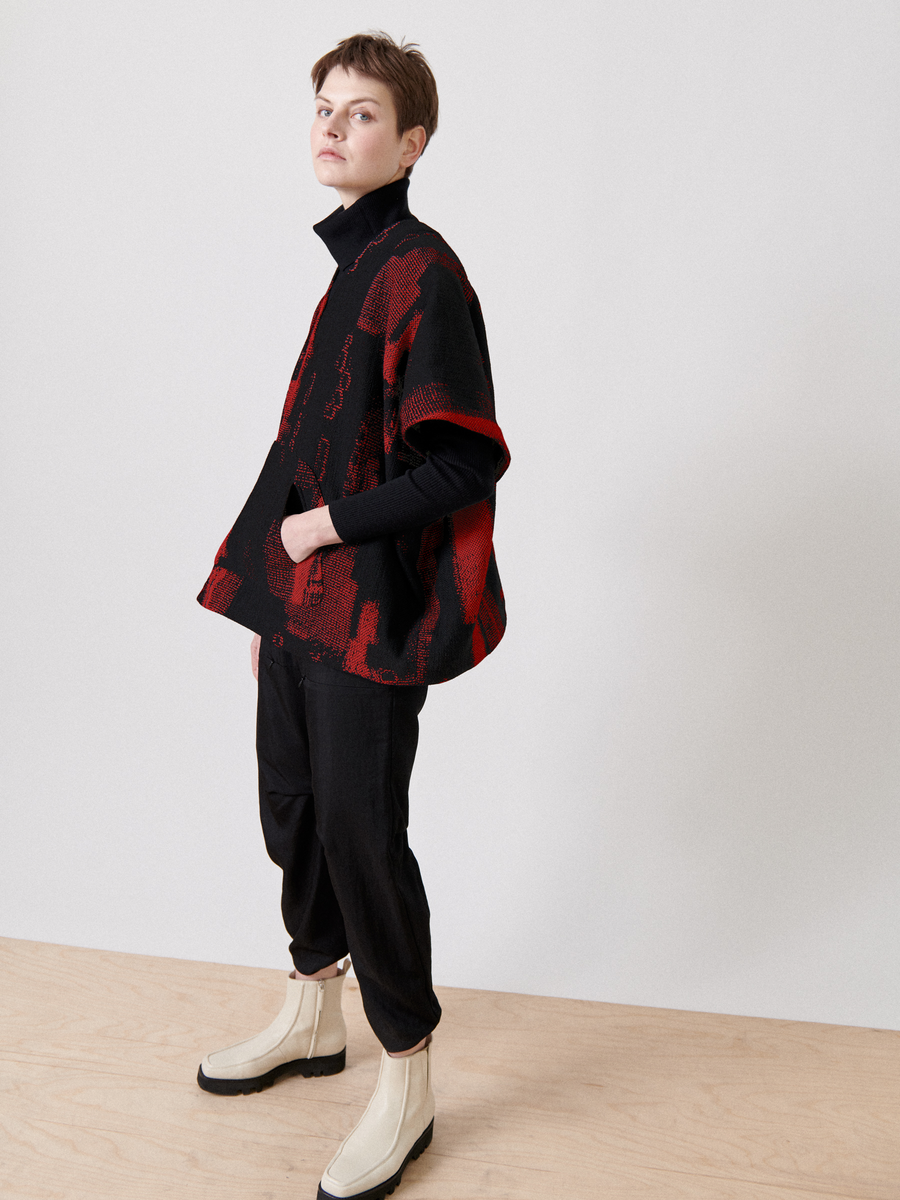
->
xmin=313 ymin=177 xmax=413 ymax=271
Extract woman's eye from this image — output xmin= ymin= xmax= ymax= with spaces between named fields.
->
xmin=353 ymin=112 xmax=371 ymax=122
xmin=318 ymin=108 xmax=332 ymax=117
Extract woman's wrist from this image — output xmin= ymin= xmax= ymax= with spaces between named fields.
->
xmin=315 ymin=505 xmax=343 ymax=547
xmin=280 ymin=506 xmax=343 ymax=564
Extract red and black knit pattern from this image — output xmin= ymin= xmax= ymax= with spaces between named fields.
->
xmin=198 ymin=213 xmax=509 ymax=685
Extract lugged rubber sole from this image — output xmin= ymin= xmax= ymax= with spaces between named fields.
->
xmin=317 ymin=1118 xmax=434 ymax=1200
xmin=196 ymin=1046 xmax=346 ymax=1095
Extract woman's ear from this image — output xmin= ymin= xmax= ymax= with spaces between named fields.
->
xmin=401 ymin=126 xmax=427 ymax=171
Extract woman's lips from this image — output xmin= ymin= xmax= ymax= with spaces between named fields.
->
xmin=319 ymin=150 xmax=344 ymax=160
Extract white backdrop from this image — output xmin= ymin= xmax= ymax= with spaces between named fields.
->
xmin=3 ymin=1 xmax=900 ymax=1029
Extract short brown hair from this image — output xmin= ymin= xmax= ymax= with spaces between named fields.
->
xmin=311 ymin=31 xmax=439 ymax=176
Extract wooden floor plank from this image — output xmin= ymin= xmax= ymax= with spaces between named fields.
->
xmin=1 ymin=937 xmax=898 ymax=1200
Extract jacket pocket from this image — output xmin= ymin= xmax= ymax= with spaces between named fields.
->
xmin=293 ymin=460 xmax=325 ymax=511
xmin=280 ymin=460 xmax=325 ymax=605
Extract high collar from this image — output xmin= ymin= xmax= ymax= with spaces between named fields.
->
xmin=313 ymin=177 xmax=413 ymax=271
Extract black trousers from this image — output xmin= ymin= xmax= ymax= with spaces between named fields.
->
xmin=256 ymin=639 xmax=441 ymax=1052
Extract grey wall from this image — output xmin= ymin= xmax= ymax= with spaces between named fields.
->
xmin=3 ymin=0 xmax=900 ymax=1028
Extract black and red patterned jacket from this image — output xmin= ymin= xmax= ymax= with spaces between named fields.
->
xmin=197 ymin=178 xmax=510 ymax=685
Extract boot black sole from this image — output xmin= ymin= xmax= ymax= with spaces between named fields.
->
xmin=196 ymin=1046 xmax=346 ymax=1095
xmin=317 ymin=1118 xmax=434 ymax=1200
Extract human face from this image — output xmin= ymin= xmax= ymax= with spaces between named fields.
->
xmin=311 ymin=67 xmax=425 ymax=208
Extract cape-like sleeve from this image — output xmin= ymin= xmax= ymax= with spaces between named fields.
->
xmin=383 ymin=244 xmax=511 ymax=478
xmin=329 ymin=421 xmax=499 ymax=542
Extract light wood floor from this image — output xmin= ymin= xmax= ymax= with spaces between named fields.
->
xmin=1 ymin=938 xmax=898 ymax=1199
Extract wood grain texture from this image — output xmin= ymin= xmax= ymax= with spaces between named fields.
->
xmin=1 ymin=937 xmax=898 ymax=1199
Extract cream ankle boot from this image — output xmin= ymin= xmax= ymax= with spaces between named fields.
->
xmin=318 ymin=1042 xmax=434 ymax=1200
xmin=197 ymin=967 xmax=348 ymax=1095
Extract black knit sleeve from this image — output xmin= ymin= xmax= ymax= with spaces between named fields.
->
xmin=329 ymin=420 xmax=499 ymax=544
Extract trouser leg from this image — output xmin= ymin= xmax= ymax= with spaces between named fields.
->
xmin=302 ymin=662 xmax=440 ymax=1052
xmin=256 ymin=642 xmax=441 ymax=1052
xmin=256 ymin=643 xmax=349 ymax=972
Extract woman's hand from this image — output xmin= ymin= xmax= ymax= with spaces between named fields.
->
xmin=280 ymin=506 xmax=342 ymax=564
